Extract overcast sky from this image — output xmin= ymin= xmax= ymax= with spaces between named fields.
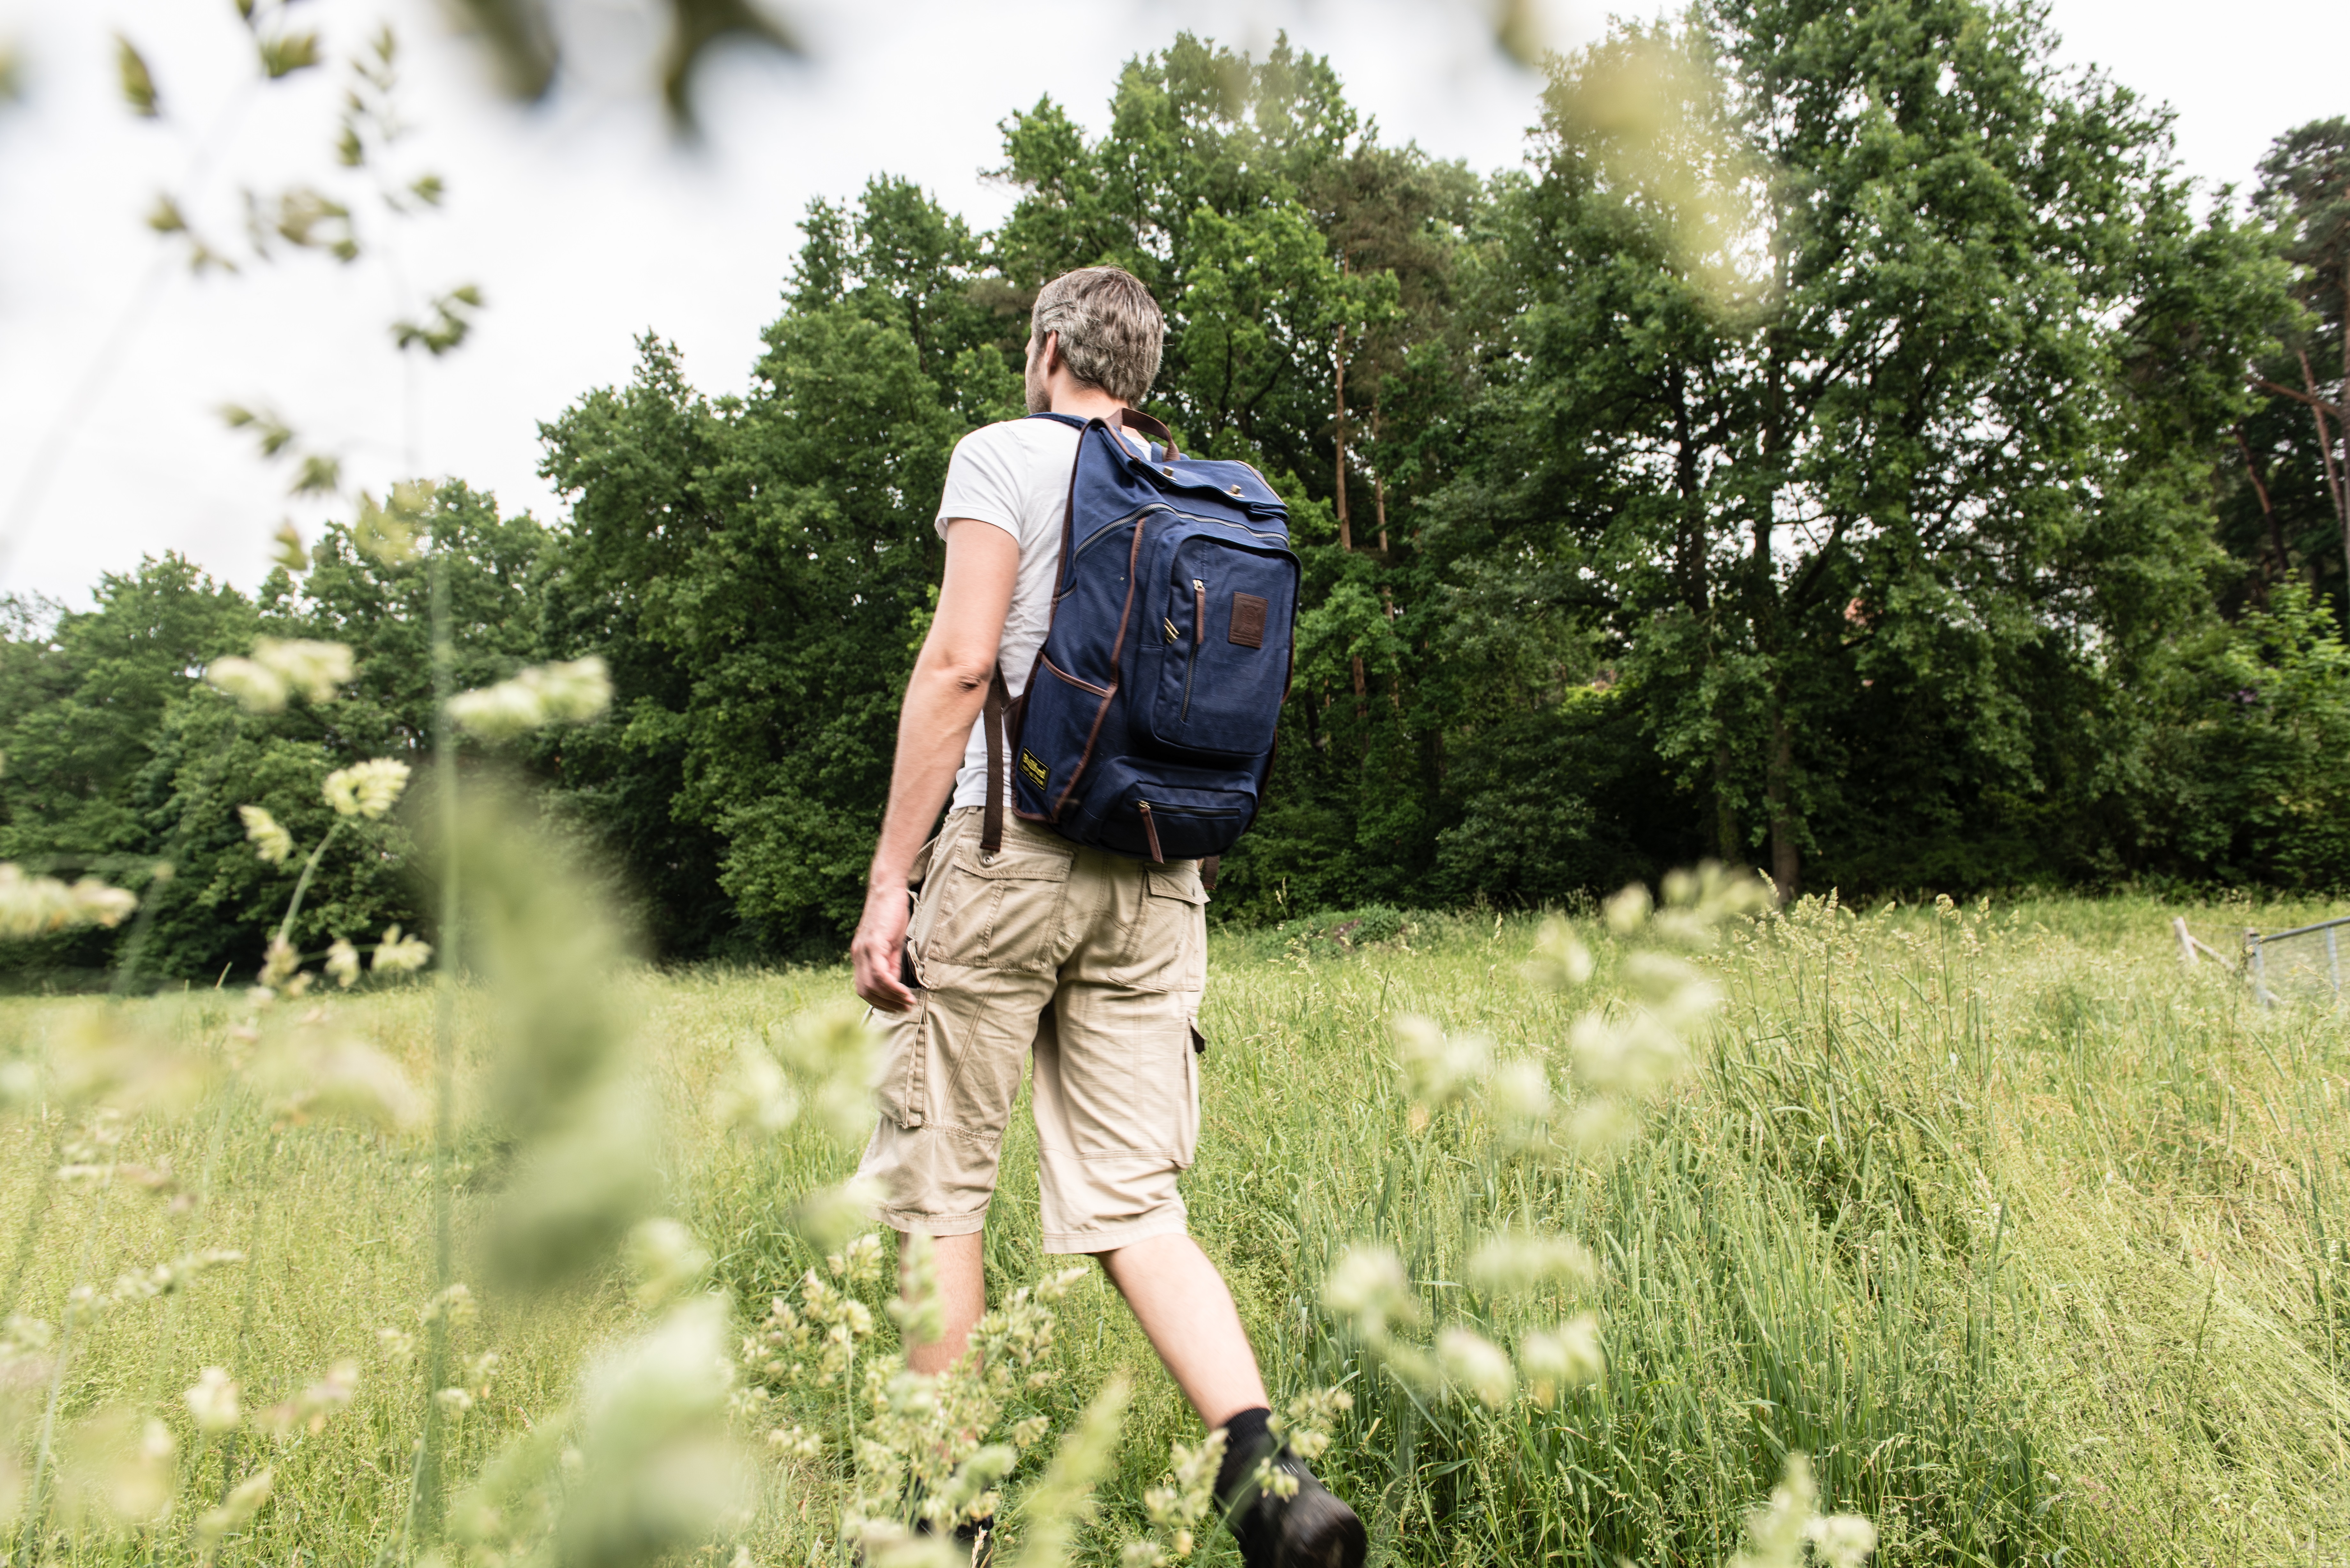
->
xmin=1 ymin=0 xmax=2341 ymax=608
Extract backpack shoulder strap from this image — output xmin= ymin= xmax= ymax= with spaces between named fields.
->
xmin=980 ymin=664 xmax=1013 ymax=855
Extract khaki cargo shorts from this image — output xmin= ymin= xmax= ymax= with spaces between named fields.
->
xmin=856 ymin=806 xmax=1208 ymax=1254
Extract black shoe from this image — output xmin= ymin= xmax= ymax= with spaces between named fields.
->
xmin=913 ymin=1510 xmax=994 ymax=1567
xmin=1226 ymin=1449 xmax=1367 ymax=1568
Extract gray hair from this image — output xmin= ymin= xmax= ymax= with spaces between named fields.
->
xmin=1030 ymin=267 xmax=1164 ymax=405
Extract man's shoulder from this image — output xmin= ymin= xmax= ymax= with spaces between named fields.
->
xmin=954 ymin=414 xmax=1077 ymax=461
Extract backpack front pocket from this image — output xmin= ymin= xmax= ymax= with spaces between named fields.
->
xmin=1139 ymin=533 xmax=1296 ymax=763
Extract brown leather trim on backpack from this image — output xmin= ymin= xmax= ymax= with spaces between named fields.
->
xmin=1201 ymin=855 xmax=1219 ymax=893
xmin=1049 ymin=506 xmax=1149 ymax=819
xmin=1115 ymin=406 xmax=1179 ymax=460
xmin=981 ymin=664 xmax=1012 ymax=855
xmin=1016 ymin=408 xmax=1183 ymax=831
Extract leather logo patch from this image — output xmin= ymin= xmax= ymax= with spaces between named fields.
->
xmin=1229 ymin=592 xmax=1268 ymax=649
xmin=1019 ymin=750 xmax=1049 ymax=787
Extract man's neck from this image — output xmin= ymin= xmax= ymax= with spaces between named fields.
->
xmin=1049 ymin=384 xmax=1127 ymax=424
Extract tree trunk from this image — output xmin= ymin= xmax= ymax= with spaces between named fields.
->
xmin=2233 ymin=424 xmax=2289 ymax=603
xmin=2298 ymin=348 xmax=2349 ymax=570
xmin=1372 ymin=395 xmax=1390 ymax=553
xmin=1334 ymin=324 xmax=1352 ymax=552
xmin=1713 ymin=741 xmax=1739 ymax=865
xmin=1767 ymin=701 xmax=1799 ymax=901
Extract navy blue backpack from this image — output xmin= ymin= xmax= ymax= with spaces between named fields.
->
xmin=980 ymin=408 xmax=1298 ymax=873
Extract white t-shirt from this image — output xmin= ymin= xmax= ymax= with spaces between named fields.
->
xmin=936 ymin=416 xmax=1148 ymax=811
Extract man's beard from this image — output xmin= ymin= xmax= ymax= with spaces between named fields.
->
xmin=1024 ymin=365 xmax=1049 ymax=414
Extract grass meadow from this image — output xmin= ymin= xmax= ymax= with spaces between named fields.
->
xmin=0 ymin=891 xmax=2345 ymax=1567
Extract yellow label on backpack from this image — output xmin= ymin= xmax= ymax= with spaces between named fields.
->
xmin=1019 ymin=750 xmax=1049 ymax=788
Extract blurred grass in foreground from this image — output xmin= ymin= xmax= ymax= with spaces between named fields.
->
xmin=0 ymin=891 xmax=2343 ymax=1564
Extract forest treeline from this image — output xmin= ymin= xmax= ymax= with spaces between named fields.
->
xmin=7 ymin=0 xmax=2350 ymax=979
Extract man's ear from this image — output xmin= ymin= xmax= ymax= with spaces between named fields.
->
xmin=1037 ymin=330 xmax=1061 ymax=377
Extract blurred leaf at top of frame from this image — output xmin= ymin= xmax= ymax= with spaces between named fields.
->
xmin=1490 ymin=0 xmax=1546 ymax=67
xmin=1539 ymin=26 xmax=1765 ymax=316
xmin=114 ymin=34 xmax=160 ymax=117
xmin=445 ymin=0 xmax=801 ymax=130
xmin=446 ymin=0 xmax=560 ymax=101
xmin=659 ymin=0 xmax=800 ymax=129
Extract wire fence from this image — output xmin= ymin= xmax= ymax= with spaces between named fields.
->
xmin=2244 ymin=915 xmax=2350 ymax=1008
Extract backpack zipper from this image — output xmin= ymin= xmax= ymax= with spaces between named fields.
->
xmin=1180 ymin=578 xmax=1206 ymax=721
xmin=1137 ymin=800 xmax=1164 ymax=863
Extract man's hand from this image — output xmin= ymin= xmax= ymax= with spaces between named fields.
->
xmin=851 ymin=882 xmax=916 ymax=1012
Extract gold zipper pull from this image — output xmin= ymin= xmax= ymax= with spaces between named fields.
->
xmin=1164 ymin=616 xmax=1180 ymax=641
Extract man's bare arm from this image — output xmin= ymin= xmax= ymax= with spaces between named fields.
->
xmin=850 ymin=519 xmax=1020 ymax=1010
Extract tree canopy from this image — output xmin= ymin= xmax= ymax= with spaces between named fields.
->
xmin=5 ymin=6 xmax=2345 ymax=980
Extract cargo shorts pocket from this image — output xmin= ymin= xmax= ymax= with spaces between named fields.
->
xmin=1112 ymin=863 xmax=1208 ymax=993
xmin=1175 ymin=1013 xmax=1202 ymax=1169
xmin=869 ymin=996 xmax=933 ymax=1129
xmin=921 ymin=839 xmax=1073 ymax=971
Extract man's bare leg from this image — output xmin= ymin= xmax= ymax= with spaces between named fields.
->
xmin=898 ymin=1230 xmax=1265 ymax=1426
xmin=898 ymin=1230 xmax=987 ymax=1377
xmin=1097 ymin=1232 xmax=1270 ymax=1428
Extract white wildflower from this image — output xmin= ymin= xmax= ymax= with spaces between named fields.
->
xmin=0 ymin=864 xmax=138 ymax=937
xmin=827 ymin=1230 xmax=887 ymax=1290
xmin=1466 ymin=1232 xmax=1598 ymax=1297
xmin=321 ymin=757 xmax=409 ymax=819
xmin=423 ymin=1282 xmax=476 ymax=1326
xmin=372 ymin=923 xmax=431 ymax=974
xmin=1486 ymin=1058 xmax=1554 ymax=1149
xmin=324 ymin=938 xmax=360 ymax=989
xmin=205 ymin=656 xmax=287 ymax=714
xmin=448 ymin=656 xmax=611 ymax=741
xmin=1520 ymin=1313 xmax=1605 ymax=1405
xmin=1276 ymin=1388 xmax=1352 ymax=1461
xmin=1725 ymin=1453 xmax=1881 ymax=1568
xmin=1436 ymin=1326 xmax=1516 ymax=1407
xmin=624 ymin=1217 xmax=710 ymax=1308
xmin=1392 ymin=1014 xmax=1488 ymax=1113
xmin=184 ymin=1366 xmax=240 ymax=1433
xmin=527 ymin=656 xmax=611 ymax=722
xmin=794 ymin=1176 xmax=884 ymax=1251
xmin=251 ymin=637 xmax=352 ymax=704
xmin=1525 ymin=916 xmax=1594 ymax=989
xmin=239 ymin=805 xmax=294 ymax=865
xmin=56 ymin=1409 xmax=177 ymax=1529
xmin=194 ymin=1466 xmax=272 ymax=1555
xmin=709 ymin=1036 xmax=798 ymax=1136
xmin=258 ymin=935 xmax=299 ymax=990
xmin=766 ymin=1424 xmax=822 ymax=1459
xmin=1321 ymin=1245 xmax=1424 ymax=1343
xmin=1603 ymin=881 xmax=1653 ymax=935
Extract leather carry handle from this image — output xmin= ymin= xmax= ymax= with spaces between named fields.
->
xmin=1112 ymin=406 xmax=1179 ymax=461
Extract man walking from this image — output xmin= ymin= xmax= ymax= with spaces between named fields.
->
xmin=848 ymin=266 xmax=1366 ymax=1568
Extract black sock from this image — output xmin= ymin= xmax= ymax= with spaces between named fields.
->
xmin=1213 ymin=1405 xmax=1276 ymax=1510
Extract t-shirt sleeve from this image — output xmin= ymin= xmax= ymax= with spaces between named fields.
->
xmin=935 ymin=424 xmax=1027 ymax=542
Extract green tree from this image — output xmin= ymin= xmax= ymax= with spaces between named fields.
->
xmin=0 ymin=558 xmax=256 ymax=979
xmin=539 ymin=183 xmax=974 ymax=956
xmin=1442 ymin=0 xmax=2286 ymax=895
xmin=2229 ymin=119 xmax=2350 ymax=613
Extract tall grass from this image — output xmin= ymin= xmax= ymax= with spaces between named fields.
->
xmin=0 ymin=893 xmax=2343 ymax=1564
